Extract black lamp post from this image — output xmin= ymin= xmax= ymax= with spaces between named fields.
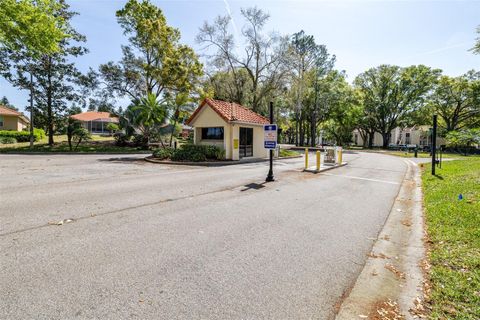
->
xmin=266 ymin=101 xmax=275 ymax=182
xmin=431 ymin=114 xmax=437 ymax=175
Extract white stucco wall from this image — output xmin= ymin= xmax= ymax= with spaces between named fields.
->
xmin=190 ymin=105 xmax=269 ymax=160
xmin=190 ymin=105 xmax=230 ymax=158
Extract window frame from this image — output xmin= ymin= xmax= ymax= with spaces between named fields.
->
xmin=201 ymin=127 xmax=224 ymax=140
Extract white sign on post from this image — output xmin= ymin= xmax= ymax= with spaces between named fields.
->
xmin=264 ymin=124 xmax=277 ymax=149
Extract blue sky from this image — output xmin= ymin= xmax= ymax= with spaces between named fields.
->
xmin=2 ymin=0 xmax=479 ymax=112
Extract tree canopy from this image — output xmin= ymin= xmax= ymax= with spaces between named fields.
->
xmin=0 ymin=0 xmax=67 ymax=56
xmin=99 ymin=0 xmax=203 ymax=103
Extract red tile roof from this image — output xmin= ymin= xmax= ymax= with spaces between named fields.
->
xmin=0 ymin=105 xmax=22 ymax=116
xmin=187 ymin=99 xmax=270 ymax=126
xmin=0 ymin=105 xmax=30 ymax=123
xmin=70 ymin=111 xmax=119 ymax=123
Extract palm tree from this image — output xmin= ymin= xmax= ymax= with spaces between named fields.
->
xmin=132 ymin=93 xmax=167 ymax=146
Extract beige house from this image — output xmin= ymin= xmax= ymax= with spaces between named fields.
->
xmin=70 ymin=111 xmax=119 ymax=135
xmin=186 ymin=99 xmax=270 ymax=160
xmin=0 ymin=105 xmax=29 ymax=131
xmin=353 ymin=125 xmax=445 ymax=148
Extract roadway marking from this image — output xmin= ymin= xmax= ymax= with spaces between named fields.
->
xmin=319 ymin=172 xmax=401 ymax=185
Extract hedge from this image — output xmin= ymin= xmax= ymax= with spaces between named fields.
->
xmin=153 ymin=144 xmax=225 ymax=162
xmin=0 ymin=129 xmax=46 ymax=142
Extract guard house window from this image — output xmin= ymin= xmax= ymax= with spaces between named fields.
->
xmin=0 ymin=116 xmax=3 ymax=127
xmin=201 ymin=127 xmax=224 ymax=140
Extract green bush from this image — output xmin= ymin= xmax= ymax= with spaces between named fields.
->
xmin=153 ymin=147 xmax=174 ymax=160
xmin=0 ymin=136 xmax=17 ymax=144
xmin=151 ymin=144 xmax=225 ymax=162
xmin=132 ymin=134 xmax=148 ymax=148
xmin=106 ymin=123 xmax=119 ymax=134
xmin=113 ymin=132 xmax=130 ymax=146
xmin=169 ymin=144 xmax=224 ymax=162
xmin=34 ymin=128 xmax=46 ymax=140
xmin=0 ymin=129 xmax=45 ymax=142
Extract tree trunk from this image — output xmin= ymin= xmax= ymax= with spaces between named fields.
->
xmin=295 ymin=117 xmax=299 ymax=146
xmin=47 ymin=56 xmax=54 ymax=146
xmin=381 ymin=131 xmax=390 ymax=149
xmin=310 ymin=117 xmax=316 ymax=147
xmin=368 ymin=131 xmax=374 ymax=148
xmin=169 ymin=108 xmax=179 ymax=147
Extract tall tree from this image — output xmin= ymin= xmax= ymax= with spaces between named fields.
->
xmin=429 ymin=71 xmax=480 ymax=131
xmin=99 ymin=0 xmax=203 ymax=105
xmin=0 ymin=0 xmax=88 ymax=145
xmin=472 ymin=25 xmax=480 ymax=54
xmin=287 ymin=30 xmax=335 ymax=146
xmin=0 ymin=96 xmax=18 ymax=110
xmin=197 ymin=7 xmax=288 ymax=112
xmin=354 ymin=64 xmax=440 ymax=148
xmin=0 ymin=0 xmax=66 ymax=55
xmin=320 ymin=72 xmax=361 ymax=146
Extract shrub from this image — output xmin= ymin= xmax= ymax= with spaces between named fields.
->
xmin=72 ymin=127 xmax=92 ymax=150
xmin=0 ymin=128 xmax=45 ymax=142
xmin=34 ymin=128 xmax=46 ymax=140
xmin=0 ymin=136 xmax=17 ymax=144
xmin=106 ymin=123 xmax=119 ymax=135
xmin=114 ymin=132 xmax=130 ymax=146
xmin=170 ymin=144 xmax=224 ymax=162
xmin=153 ymin=147 xmax=174 ymax=160
xmin=132 ymin=134 xmax=148 ymax=148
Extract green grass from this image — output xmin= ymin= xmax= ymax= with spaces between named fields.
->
xmin=279 ymin=148 xmax=301 ymax=157
xmin=364 ymin=149 xmax=465 ymax=159
xmin=422 ymin=156 xmax=480 ymax=319
xmin=0 ymin=135 xmax=149 ymax=153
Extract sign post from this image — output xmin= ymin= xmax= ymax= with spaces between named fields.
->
xmin=431 ymin=114 xmax=437 ymax=175
xmin=265 ymin=102 xmax=276 ymax=182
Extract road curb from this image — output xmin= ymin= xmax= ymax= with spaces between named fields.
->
xmin=144 ymin=155 xmax=303 ymax=166
xmin=335 ymin=159 xmax=426 ymax=319
xmin=303 ymin=162 xmax=348 ymax=173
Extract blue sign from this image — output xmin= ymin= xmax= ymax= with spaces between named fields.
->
xmin=264 ymin=124 xmax=277 ymax=149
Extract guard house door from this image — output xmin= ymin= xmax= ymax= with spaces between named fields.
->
xmin=239 ymin=127 xmax=253 ymax=158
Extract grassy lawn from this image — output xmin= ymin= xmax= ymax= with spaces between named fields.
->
xmin=0 ymin=135 xmax=149 ymax=153
xmin=421 ymin=156 xmax=480 ymax=319
xmin=279 ymin=148 xmax=301 ymax=157
xmin=357 ymin=148 xmax=466 ymax=159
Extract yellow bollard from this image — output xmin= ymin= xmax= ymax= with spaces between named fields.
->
xmin=316 ymin=150 xmax=320 ymax=171
xmin=338 ymin=149 xmax=343 ymax=165
xmin=305 ymin=148 xmax=309 ymax=169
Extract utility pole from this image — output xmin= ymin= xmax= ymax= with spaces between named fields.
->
xmin=266 ymin=101 xmax=275 ymax=182
xmin=431 ymin=114 xmax=437 ymax=175
xmin=29 ymin=72 xmax=34 ymax=149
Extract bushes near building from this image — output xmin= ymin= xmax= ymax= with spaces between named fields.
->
xmin=153 ymin=144 xmax=225 ymax=162
xmin=0 ymin=129 xmax=45 ymax=142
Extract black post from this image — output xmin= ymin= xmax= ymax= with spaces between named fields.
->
xmin=266 ymin=101 xmax=275 ymax=182
xmin=29 ymin=72 xmax=34 ymax=148
xmin=431 ymin=114 xmax=437 ymax=175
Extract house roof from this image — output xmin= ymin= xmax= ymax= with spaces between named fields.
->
xmin=70 ymin=111 xmax=119 ymax=123
xmin=0 ymin=105 xmax=30 ymax=123
xmin=186 ymin=98 xmax=270 ymax=126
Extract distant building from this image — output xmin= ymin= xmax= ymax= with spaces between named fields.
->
xmin=352 ymin=125 xmax=445 ymax=148
xmin=70 ymin=111 xmax=119 ymax=135
xmin=186 ymin=98 xmax=270 ymax=160
xmin=0 ymin=105 xmax=29 ymax=131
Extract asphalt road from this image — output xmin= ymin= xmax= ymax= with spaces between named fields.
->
xmin=0 ymin=152 xmax=407 ymax=320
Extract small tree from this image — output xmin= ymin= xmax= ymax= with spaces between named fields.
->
xmin=132 ymin=93 xmax=167 ymax=146
xmin=72 ymin=127 xmax=91 ymax=151
xmin=446 ymin=129 xmax=480 ymax=155
xmin=106 ymin=123 xmax=119 ymax=135
xmin=67 ymin=118 xmax=91 ymax=151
